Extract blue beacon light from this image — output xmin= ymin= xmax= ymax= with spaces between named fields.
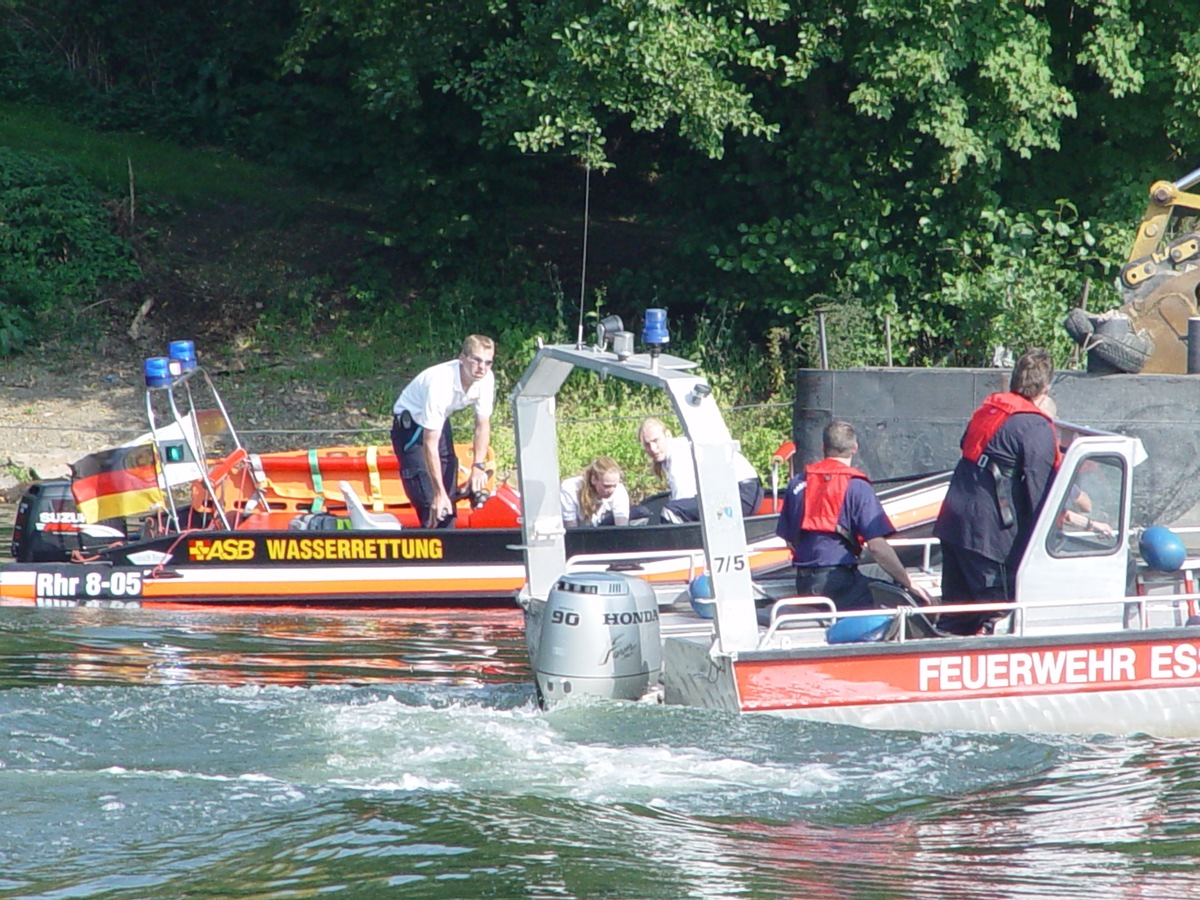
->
xmin=642 ymin=308 xmax=669 ymax=370
xmin=169 ymin=340 xmax=197 ymax=372
xmin=144 ymin=357 xmax=172 ymax=387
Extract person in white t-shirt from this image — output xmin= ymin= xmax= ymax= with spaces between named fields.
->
xmin=391 ymin=335 xmax=495 ymax=527
xmin=637 ymin=417 xmax=763 ymax=523
xmin=560 ymin=457 xmax=631 ymax=528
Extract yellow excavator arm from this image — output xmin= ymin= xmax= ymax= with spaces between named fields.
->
xmin=1067 ymin=166 xmax=1200 ymax=374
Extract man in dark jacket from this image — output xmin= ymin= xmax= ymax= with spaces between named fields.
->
xmin=933 ymin=348 xmax=1059 ymax=634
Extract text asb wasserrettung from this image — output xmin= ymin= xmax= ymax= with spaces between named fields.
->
xmin=189 ymin=536 xmax=444 ymax=563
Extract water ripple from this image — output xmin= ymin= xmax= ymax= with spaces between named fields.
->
xmin=3 ymin=609 xmax=1200 ymax=897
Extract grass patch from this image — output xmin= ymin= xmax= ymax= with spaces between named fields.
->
xmin=0 ymin=101 xmax=307 ymax=210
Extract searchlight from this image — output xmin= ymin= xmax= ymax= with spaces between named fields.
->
xmin=595 ymin=314 xmax=634 ymax=360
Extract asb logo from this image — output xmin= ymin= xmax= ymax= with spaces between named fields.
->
xmin=189 ymin=538 xmax=256 ymax=562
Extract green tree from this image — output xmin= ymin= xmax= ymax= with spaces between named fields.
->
xmin=283 ymin=0 xmax=1200 ymax=364
xmin=6 ymin=0 xmax=1200 ymax=371
xmin=285 ymin=0 xmax=785 ymax=167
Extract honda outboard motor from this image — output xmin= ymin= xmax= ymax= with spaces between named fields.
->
xmin=532 ymin=572 xmax=662 ymax=707
xmin=10 ymin=479 xmax=127 ymax=562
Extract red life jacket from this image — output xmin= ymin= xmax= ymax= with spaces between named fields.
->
xmin=960 ymin=392 xmax=1062 ymax=469
xmin=801 ymin=458 xmax=869 ymax=549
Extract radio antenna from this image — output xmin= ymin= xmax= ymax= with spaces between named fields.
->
xmin=576 ymin=138 xmax=592 ymax=348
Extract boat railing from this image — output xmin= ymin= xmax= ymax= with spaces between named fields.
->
xmin=567 ymin=537 xmax=792 ymax=587
xmin=885 ymin=536 xmax=939 ymax=573
xmin=756 ymin=597 xmax=838 ymax=646
xmin=144 ymin=363 xmax=271 ymax=532
xmin=755 ymin=591 xmax=1200 ymax=650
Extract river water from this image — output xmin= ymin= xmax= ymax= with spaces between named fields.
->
xmin=3 ymin=605 xmax=1200 ymax=899
xmin=3 ymin=496 xmax=1200 ymax=900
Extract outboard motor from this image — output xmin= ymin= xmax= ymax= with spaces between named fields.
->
xmin=532 ymin=572 xmax=662 ymax=707
xmin=10 ymin=479 xmax=127 ymax=562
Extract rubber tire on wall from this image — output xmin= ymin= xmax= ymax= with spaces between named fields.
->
xmin=1085 ymin=317 xmax=1128 ymax=374
xmin=1085 ymin=353 xmax=1121 ymax=375
xmin=1062 ymin=307 xmax=1095 ymax=344
xmin=1089 ymin=332 xmax=1154 ymax=374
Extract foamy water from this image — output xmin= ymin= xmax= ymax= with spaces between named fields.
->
xmin=1 ymin=607 xmax=1199 ymax=898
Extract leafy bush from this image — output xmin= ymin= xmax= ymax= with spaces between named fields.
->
xmin=929 ymin=201 xmax=1123 ymax=365
xmin=0 ymin=148 xmax=140 ymax=350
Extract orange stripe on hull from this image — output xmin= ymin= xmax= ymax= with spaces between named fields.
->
xmin=596 ymin=547 xmax=790 ymax=585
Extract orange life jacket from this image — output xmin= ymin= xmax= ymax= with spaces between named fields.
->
xmin=960 ymin=392 xmax=1062 ymax=469
xmin=801 ymin=458 xmax=870 ymax=550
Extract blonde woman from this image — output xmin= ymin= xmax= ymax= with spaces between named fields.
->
xmin=560 ymin=457 xmax=631 ymax=528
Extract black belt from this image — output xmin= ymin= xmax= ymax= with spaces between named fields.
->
xmin=795 ymin=565 xmax=855 ymax=575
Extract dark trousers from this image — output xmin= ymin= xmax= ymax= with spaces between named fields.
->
xmin=794 ymin=565 xmax=875 ymax=611
xmin=391 ymin=411 xmax=458 ymax=528
xmin=938 ymin=542 xmax=1012 ymax=635
xmin=661 ymin=478 xmax=765 ymax=523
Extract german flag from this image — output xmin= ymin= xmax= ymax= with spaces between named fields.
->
xmin=71 ymin=443 xmax=164 ymax=523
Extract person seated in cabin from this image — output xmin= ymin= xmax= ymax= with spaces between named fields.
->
xmin=1060 ymin=504 xmax=1115 ymax=538
xmin=1057 ymin=476 xmax=1115 ymax=538
xmin=560 ymin=456 xmax=634 ymax=528
xmin=637 ymin=417 xmax=763 ymax=524
xmin=1035 ymin=395 xmax=1114 ymax=539
xmin=775 ymin=421 xmax=930 ymax=611
xmin=933 ymin=348 xmax=1059 ymax=634
xmin=391 ymin=334 xmax=495 ymax=529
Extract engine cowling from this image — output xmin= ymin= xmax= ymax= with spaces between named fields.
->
xmin=10 ymin=479 xmax=127 ymax=562
xmin=531 ymin=572 xmax=662 ymax=707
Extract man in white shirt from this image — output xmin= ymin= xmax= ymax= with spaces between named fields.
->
xmin=638 ymin=417 xmax=763 ymax=523
xmin=391 ymin=335 xmax=495 ymax=527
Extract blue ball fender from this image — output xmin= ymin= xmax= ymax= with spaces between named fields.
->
xmin=826 ymin=613 xmax=894 ymax=645
xmin=1140 ymin=525 xmax=1186 ymax=572
xmin=688 ymin=574 xmax=715 ymax=618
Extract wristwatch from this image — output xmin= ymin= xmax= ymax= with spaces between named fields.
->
xmin=473 ymin=462 xmax=487 ymax=471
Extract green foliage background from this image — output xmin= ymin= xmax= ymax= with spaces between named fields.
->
xmin=0 ymin=147 xmax=139 ymax=352
xmin=0 ymin=0 xmax=1197 ymax=482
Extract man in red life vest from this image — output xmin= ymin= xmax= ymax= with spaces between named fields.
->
xmin=933 ymin=348 xmax=1059 ymax=634
xmin=775 ymin=421 xmax=930 ymax=610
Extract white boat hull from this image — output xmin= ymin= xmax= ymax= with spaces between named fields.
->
xmin=663 ymin=628 xmax=1200 ymax=737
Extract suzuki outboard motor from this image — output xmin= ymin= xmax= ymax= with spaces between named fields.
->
xmin=532 ymin=572 xmax=662 ymax=707
xmin=10 ymin=479 xmax=127 ymax=562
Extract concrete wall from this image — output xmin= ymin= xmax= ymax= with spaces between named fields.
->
xmin=793 ymin=368 xmax=1200 ymax=527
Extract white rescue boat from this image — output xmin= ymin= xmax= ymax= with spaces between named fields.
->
xmin=516 ymin=314 xmax=1200 ymax=737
